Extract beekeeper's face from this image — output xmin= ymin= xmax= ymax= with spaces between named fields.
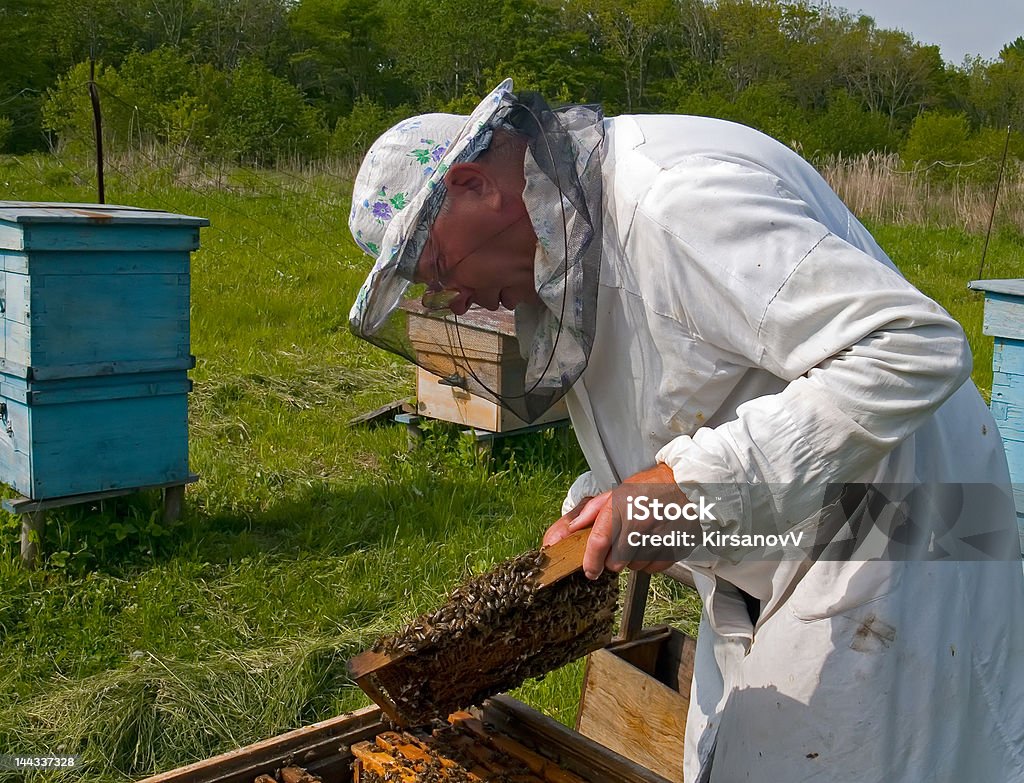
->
xmin=415 ymin=157 xmax=540 ymax=315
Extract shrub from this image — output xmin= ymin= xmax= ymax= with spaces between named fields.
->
xmin=213 ymin=59 xmax=328 ymax=163
xmin=671 ymin=81 xmax=814 ymax=151
xmin=806 ymin=91 xmax=894 ymax=158
xmin=330 ymin=96 xmax=414 ymax=158
xmin=42 ymin=54 xmax=327 ymax=165
xmin=41 ymin=61 xmax=135 ymax=155
xmin=900 ymin=112 xmax=972 ymax=176
xmin=901 ymin=111 xmax=1024 ymax=185
xmin=116 ymin=48 xmax=218 ymax=151
xmin=960 ymin=125 xmax=1024 ymax=186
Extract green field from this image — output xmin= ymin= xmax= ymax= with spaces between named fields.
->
xmin=0 ymin=153 xmax=1021 ymax=782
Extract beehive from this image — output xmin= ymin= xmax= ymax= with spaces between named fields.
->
xmin=135 ymin=697 xmax=673 ymax=783
xmin=969 ymin=278 xmax=1024 ymax=555
xmin=405 ymin=303 xmax=569 ymax=431
xmin=0 ymin=202 xmax=207 ymax=499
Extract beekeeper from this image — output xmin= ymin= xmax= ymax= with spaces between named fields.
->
xmin=347 ymin=80 xmax=1024 ymax=782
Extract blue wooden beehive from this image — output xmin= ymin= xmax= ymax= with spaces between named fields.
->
xmin=969 ymin=278 xmax=1024 ymax=555
xmin=0 ymin=202 xmax=208 ymax=499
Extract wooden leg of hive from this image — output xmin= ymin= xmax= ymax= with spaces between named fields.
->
xmin=163 ymin=484 xmax=185 ymax=524
xmin=20 ymin=510 xmax=44 ymax=568
xmin=404 ymin=419 xmax=423 ymax=451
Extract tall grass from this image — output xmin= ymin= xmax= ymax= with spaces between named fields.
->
xmin=820 ymin=152 xmax=1024 ymax=235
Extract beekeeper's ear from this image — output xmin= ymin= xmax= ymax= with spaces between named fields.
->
xmin=444 ymin=162 xmax=502 ymax=210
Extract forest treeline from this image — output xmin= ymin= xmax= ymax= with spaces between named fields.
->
xmin=3 ymin=0 xmax=1024 ymax=180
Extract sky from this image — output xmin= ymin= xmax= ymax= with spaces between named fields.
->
xmin=829 ymin=0 xmax=1024 ymax=65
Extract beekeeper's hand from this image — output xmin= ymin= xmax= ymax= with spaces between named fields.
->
xmin=542 ymin=495 xmax=597 ymax=547
xmin=556 ymin=463 xmax=693 ymax=579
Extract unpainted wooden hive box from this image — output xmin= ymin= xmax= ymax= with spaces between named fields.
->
xmin=0 ymin=202 xmax=208 ymax=499
xmin=405 ymin=304 xmax=569 ymax=431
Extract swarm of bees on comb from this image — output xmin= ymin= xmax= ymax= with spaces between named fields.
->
xmin=359 ymin=546 xmax=619 ymax=726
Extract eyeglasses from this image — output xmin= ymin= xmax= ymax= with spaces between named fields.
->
xmin=417 ymin=209 xmax=533 ymax=312
xmin=419 ymin=230 xmax=462 ymax=312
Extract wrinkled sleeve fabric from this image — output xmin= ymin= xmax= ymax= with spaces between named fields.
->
xmin=637 ymin=156 xmax=971 ymax=536
xmin=561 ymin=470 xmax=603 ymax=515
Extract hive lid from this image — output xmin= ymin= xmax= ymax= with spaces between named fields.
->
xmin=0 ymin=201 xmax=209 ymax=227
xmin=969 ymin=279 xmax=1024 ymax=297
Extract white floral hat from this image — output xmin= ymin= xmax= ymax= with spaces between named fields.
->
xmin=348 ymin=79 xmax=516 ymax=337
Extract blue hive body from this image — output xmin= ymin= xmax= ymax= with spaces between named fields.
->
xmin=969 ymin=278 xmax=1024 ymax=556
xmin=0 ymin=202 xmax=208 ymax=500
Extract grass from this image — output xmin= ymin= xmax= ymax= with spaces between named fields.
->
xmin=863 ymin=220 xmax=1024 ymax=400
xmin=0 ymin=150 xmax=1021 ymax=781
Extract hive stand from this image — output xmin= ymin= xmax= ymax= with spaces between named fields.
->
xmin=395 ymin=411 xmax=573 ymax=457
xmin=6 ymin=474 xmax=198 ymax=568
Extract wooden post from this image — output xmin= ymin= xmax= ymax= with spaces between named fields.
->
xmin=88 ymin=58 xmax=105 ymax=204
xmin=619 ymin=570 xmax=652 ymax=642
xmin=163 ymin=484 xmax=185 ymax=524
xmin=20 ymin=509 xmax=45 ymax=568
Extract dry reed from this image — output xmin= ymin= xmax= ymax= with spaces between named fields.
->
xmin=819 ymin=152 xmax=1024 ymax=234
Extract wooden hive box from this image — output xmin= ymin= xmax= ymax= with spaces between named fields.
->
xmin=0 ymin=202 xmax=208 ymax=499
xmin=135 ymin=697 xmax=675 ymax=783
xmin=405 ymin=303 xmax=569 ymax=431
xmin=969 ymin=278 xmax=1024 ymax=555
xmin=576 ymin=626 xmax=694 ymax=783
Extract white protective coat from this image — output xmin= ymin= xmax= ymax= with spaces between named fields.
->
xmin=554 ymin=115 xmax=1024 ymax=782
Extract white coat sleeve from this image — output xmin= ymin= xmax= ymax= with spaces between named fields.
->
xmin=561 ymin=470 xmax=602 ymax=515
xmin=633 ymin=157 xmax=971 ymax=534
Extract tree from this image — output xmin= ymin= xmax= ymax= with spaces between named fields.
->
xmin=569 ymin=0 xmax=676 ymax=111
xmin=187 ymin=0 xmax=292 ymax=73
xmin=381 ymin=0 xmax=506 ymax=107
xmin=674 ymin=0 xmax=721 ymax=75
xmin=490 ymin=0 xmax=609 ymax=105
xmin=288 ymin=0 xmax=395 ymax=123
xmin=836 ymin=16 xmax=947 ymax=134
xmin=963 ymin=41 xmax=1024 ymax=132
xmin=1000 ymin=36 xmax=1024 ymax=61
xmin=709 ymin=0 xmax=788 ymax=94
xmin=0 ymin=0 xmax=59 ymax=151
